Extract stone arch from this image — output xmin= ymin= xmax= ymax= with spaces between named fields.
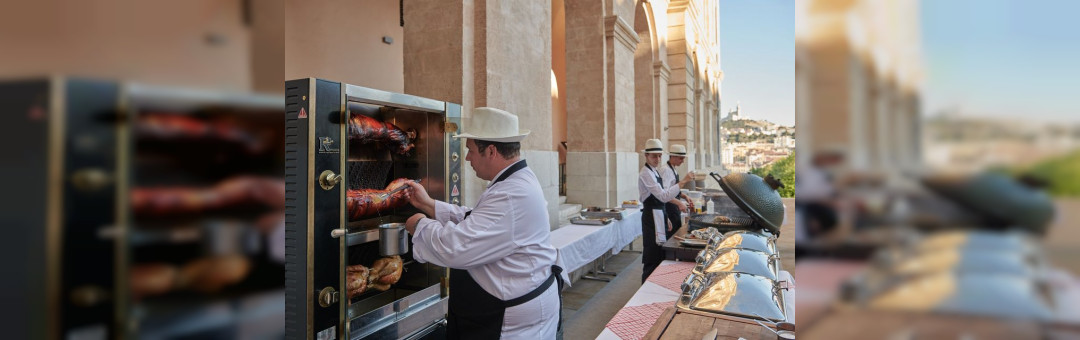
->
xmin=552 ymin=0 xmax=567 ymax=165
xmin=634 ymin=0 xmax=666 ymax=156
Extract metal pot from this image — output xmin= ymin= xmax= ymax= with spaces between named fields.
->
xmin=379 ymin=223 xmax=408 ymax=256
xmin=711 ymin=172 xmax=786 ymax=234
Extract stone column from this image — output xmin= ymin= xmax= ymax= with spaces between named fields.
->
xmin=846 ymin=55 xmax=872 ymax=171
xmin=564 ymin=0 xmax=640 ymax=208
xmin=704 ymin=97 xmax=717 ymax=167
xmin=861 ymin=62 xmax=880 ymax=171
xmin=667 ymin=1 xmax=697 ymax=173
xmin=698 ymin=93 xmax=709 ymax=169
xmin=906 ymin=92 xmax=922 ymax=168
xmin=874 ymin=78 xmax=895 ymax=172
xmin=795 ymin=47 xmax=812 ymax=168
xmin=405 ymin=0 xmax=559 ymax=228
xmin=634 ymin=21 xmax=663 ymax=168
xmin=893 ymin=87 xmax=918 ymax=173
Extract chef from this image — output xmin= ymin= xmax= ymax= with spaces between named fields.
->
xmin=662 ymin=144 xmax=693 ymax=240
xmin=402 ymin=107 xmax=563 ymax=339
xmin=639 ymin=139 xmax=693 ymax=283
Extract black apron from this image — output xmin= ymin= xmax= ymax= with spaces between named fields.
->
xmin=663 ymin=162 xmax=684 ymax=239
xmin=641 ymin=164 xmax=667 ymax=283
xmin=447 ymin=160 xmax=565 ymax=339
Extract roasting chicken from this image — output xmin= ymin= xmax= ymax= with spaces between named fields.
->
xmin=130 ymin=263 xmax=178 ymax=299
xmin=130 ymin=255 xmax=252 ymax=300
xmin=347 ymin=178 xmax=412 ymax=220
xmin=348 ymin=113 xmax=414 ymax=154
xmin=345 ymin=264 xmax=370 ymax=298
xmin=345 ymin=255 xmax=404 ymax=298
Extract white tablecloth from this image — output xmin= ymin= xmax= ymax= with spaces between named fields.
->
xmin=550 ymin=224 xmax=616 ymax=275
xmin=609 ymin=210 xmax=642 ymax=255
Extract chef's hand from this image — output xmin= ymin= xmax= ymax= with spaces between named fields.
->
xmin=405 ymin=213 xmax=425 ymax=235
xmin=685 ymin=199 xmax=695 ymax=213
xmin=666 ymin=220 xmax=673 ymax=232
xmin=675 ymin=199 xmax=688 ymax=213
xmin=404 ymin=181 xmax=436 ymax=216
xmin=679 ymin=171 xmax=695 ymax=186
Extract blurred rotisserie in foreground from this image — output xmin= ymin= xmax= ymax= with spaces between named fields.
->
xmin=132 ymin=176 xmax=285 ymax=217
xmin=130 ymin=255 xmax=253 ymax=300
xmin=136 ymin=114 xmax=268 ymax=154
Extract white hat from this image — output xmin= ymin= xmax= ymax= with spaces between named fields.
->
xmin=669 ymin=144 xmax=687 ymax=156
xmin=453 ymin=107 xmax=531 ymax=143
xmin=642 ymin=138 xmax=664 ymax=154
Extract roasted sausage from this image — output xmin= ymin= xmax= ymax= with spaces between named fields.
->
xmin=136 ymin=114 xmax=265 ymax=153
xmin=346 ymin=178 xmax=412 ymax=220
xmin=348 ymin=113 xmax=414 ymax=154
xmin=132 ymin=176 xmax=284 ymax=217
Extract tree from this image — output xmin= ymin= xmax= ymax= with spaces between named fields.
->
xmin=1018 ymin=149 xmax=1080 ymax=197
xmin=750 ymin=153 xmax=795 ymax=198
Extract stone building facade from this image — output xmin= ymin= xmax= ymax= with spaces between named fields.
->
xmin=286 ymin=0 xmax=724 ymax=228
xmin=796 ymin=0 xmax=923 ymax=174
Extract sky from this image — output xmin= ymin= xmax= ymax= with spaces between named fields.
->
xmin=921 ymin=0 xmax=1080 ymax=123
xmin=718 ymin=0 xmax=796 ymax=127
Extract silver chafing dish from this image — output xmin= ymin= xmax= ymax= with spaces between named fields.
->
xmin=845 ymin=270 xmax=1056 ymax=322
xmin=841 ymin=229 xmax=1060 ymax=323
xmin=677 ymin=271 xmax=788 ymax=322
xmin=871 ymin=247 xmax=1042 ymax=278
xmin=580 ymin=207 xmax=628 ymax=220
xmin=903 ymin=230 xmax=1039 ymax=255
xmin=867 ymin=230 xmax=1044 ymax=279
xmin=693 ymin=248 xmax=780 ymax=281
xmin=714 ymin=230 xmax=777 ymax=255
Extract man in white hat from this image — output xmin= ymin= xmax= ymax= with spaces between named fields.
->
xmin=401 ymin=107 xmax=563 ymax=339
xmin=661 ymin=144 xmax=694 ymax=239
xmin=638 ymin=139 xmax=694 ymax=283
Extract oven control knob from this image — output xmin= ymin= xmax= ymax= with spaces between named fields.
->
xmin=70 ymin=285 xmax=109 ymax=307
xmin=452 ymin=173 xmax=459 ymax=183
xmin=451 ymin=197 xmax=460 ymax=205
xmin=319 ymin=170 xmax=342 ymax=190
xmin=451 ymin=152 xmax=459 ymax=162
xmin=71 ymin=168 xmax=111 ymax=192
xmin=318 ymin=287 xmax=339 ymax=307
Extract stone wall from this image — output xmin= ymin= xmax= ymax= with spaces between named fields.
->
xmin=405 ymin=0 xmax=559 ymax=228
xmin=286 ymin=0 xmax=405 ymax=93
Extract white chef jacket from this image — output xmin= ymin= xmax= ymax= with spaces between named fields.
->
xmin=660 ymin=162 xmax=682 ymax=198
xmin=639 ymin=164 xmax=681 ymax=203
xmin=411 ymin=160 xmax=561 ymax=338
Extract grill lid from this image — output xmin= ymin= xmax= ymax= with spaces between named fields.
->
xmin=712 ymin=172 xmax=786 ymax=234
xmin=921 ymin=172 xmax=1055 ymax=234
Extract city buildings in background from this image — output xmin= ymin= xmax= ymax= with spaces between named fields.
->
xmin=720 ymin=103 xmax=795 ymax=174
xmin=924 ymin=111 xmax=1080 ymax=173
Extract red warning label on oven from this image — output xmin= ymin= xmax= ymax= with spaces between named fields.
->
xmin=451 ymin=185 xmax=459 ymax=196
xmin=298 ymin=107 xmax=308 ymax=119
